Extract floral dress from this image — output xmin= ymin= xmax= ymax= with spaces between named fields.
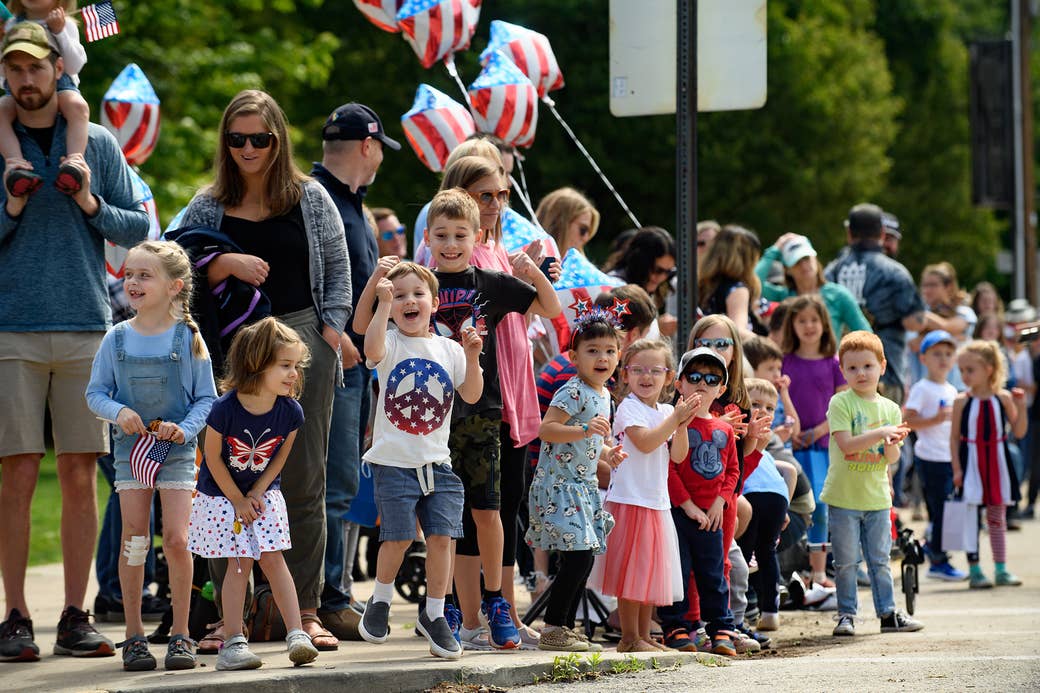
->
xmin=526 ymin=376 xmax=615 ymax=554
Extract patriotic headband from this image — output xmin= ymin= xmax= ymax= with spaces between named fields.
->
xmin=572 ymin=298 xmax=631 ymax=335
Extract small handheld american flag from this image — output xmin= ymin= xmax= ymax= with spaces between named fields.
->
xmin=81 ymin=1 xmax=120 ymax=43
xmin=129 ymin=432 xmax=172 ymax=487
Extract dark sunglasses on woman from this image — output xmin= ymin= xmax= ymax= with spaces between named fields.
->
xmin=226 ymin=132 xmax=276 ymax=149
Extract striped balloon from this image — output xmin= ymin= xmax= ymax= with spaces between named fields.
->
xmin=397 ymin=0 xmax=481 ymax=69
xmin=106 ymin=167 xmax=161 ymax=278
xmin=353 ymin=0 xmax=403 ymax=32
xmin=468 ymin=50 xmax=539 ymax=148
xmin=480 ymin=20 xmax=563 ymax=98
xmin=100 ymin=64 xmax=160 ymax=166
xmin=401 ymin=84 xmax=475 ymax=172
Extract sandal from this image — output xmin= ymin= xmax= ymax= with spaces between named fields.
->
xmin=301 ymin=613 xmax=339 ymax=651
xmin=197 ymin=621 xmax=224 ymax=655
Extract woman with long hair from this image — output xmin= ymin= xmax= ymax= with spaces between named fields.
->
xmin=604 ymin=226 xmax=678 ymax=337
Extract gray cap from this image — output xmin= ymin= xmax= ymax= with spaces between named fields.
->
xmin=677 ymin=347 xmax=729 ymax=385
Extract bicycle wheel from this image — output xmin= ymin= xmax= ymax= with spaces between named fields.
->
xmin=902 ymin=563 xmax=916 ymax=615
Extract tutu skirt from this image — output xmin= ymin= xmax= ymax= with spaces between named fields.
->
xmin=188 ymin=489 xmax=291 ymax=560
xmin=588 ymin=502 xmax=683 ymax=605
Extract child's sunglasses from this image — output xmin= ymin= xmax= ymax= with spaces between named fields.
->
xmin=694 ymin=337 xmax=734 ymax=351
xmin=226 ymin=131 xmax=276 ymax=149
xmin=682 ymin=370 xmax=724 ymax=386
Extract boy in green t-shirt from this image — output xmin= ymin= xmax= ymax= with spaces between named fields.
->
xmin=823 ymin=331 xmax=923 ymax=637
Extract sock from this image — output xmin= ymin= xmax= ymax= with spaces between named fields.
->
xmin=483 ymin=589 xmax=502 ymax=601
xmin=811 ymin=571 xmax=828 ymax=585
xmin=426 ymin=597 xmax=445 ymax=621
xmin=372 ymin=579 xmax=395 ymax=605
xmin=969 ymin=563 xmax=984 ymax=576
xmin=995 ymin=562 xmax=1007 ymax=573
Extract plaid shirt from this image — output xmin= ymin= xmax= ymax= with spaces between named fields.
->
xmin=107 ymin=275 xmax=133 ymax=325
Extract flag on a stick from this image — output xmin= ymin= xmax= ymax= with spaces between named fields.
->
xmin=129 ymin=432 xmax=172 ymax=487
xmin=82 ymin=1 xmax=120 ymax=43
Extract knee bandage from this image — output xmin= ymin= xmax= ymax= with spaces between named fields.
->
xmin=123 ymin=536 xmax=149 ymax=566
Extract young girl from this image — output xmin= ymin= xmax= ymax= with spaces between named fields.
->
xmin=1 ymin=1 xmax=91 ymax=196
xmin=780 ymin=294 xmax=845 ymax=586
xmin=588 ymin=339 xmax=697 ymax=652
xmin=951 ymin=340 xmax=1028 ymax=588
xmin=526 ymin=311 xmax=627 ymax=652
xmin=187 ymin=317 xmax=320 ymax=670
xmin=85 ymin=241 xmax=218 ymax=671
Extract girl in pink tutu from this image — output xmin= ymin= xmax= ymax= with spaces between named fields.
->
xmin=589 ymin=339 xmax=698 ymax=652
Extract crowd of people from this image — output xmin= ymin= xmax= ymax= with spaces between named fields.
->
xmin=0 ymin=4 xmax=1036 ymax=677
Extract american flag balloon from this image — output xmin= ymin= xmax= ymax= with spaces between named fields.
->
xmin=397 ymin=0 xmax=481 ymax=69
xmin=500 ymin=207 xmax=557 ymax=256
xmin=100 ymin=64 xmax=160 ymax=166
xmin=401 ymin=84 xmax=475 ymax=172
xmin=480 ymin=20 xmax=564 ymax=99
xmin=545 ymin=248 xmax=624 ymax=352
xmin=468 ymin=50 xmax=539 ymax=148
xmin=353 ymin=0 xmax=404 ymax=33
xmin=106 ymin=167 xmax=162 ymax=278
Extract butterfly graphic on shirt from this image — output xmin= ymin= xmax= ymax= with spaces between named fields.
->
xmin=226 ymin=428 xmax=284 ymax=472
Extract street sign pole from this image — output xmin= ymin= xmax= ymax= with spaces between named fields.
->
xmin=677 ymin=0 xmax=697 ymax=345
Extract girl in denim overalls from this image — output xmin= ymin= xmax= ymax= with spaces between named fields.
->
xmin=86 ymin=241 xmax=217 ymax=672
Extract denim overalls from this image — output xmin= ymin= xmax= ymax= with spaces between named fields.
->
xmin=111 ymin=322 xmax=198 ymax=491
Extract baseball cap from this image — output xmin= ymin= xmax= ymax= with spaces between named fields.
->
xmin=919 ymin=330 xmax=956 ymax=355
xmin=321 ymin=103 xmax=401 ymax=150
xmin=2 ymin=22 xmax=59 ymax=61
xmin=881 ymin=211 xmax=902 ymax=240
xmin=677 ymin=347 xmax=729 ymax=385
xmin=780 ymin=235 xmax=817 ymax=268
xmin=845 ymin=203 xmax=883 ymax=237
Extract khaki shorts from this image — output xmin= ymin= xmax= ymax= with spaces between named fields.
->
xmin=0 ymin=331 xmax=108 ymax=458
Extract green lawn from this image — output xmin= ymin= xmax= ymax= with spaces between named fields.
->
xmin=27 ymin=450 xmax=111 ymax=566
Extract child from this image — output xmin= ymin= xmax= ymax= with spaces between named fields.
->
xmin=85 ymin=241 xmax=218 ymax=671
xmin=744 ymin=335 xmax=800 ymax=446
xmin=738 ymin=378 xmax=792 ymax=632
xmin=526 ymin=311 xmax=627 ymax=652
xmin=1 ymin=5 xmax=91 ymax=196
xmin=588 ymin=338 xmax=697 ymax=652
xmin=187 ymin=317 xmax=319 ymax=670
xmin=824 ymin=331 xmax=921 ymax=636
xmin=903 ymin=330 xmax=966 ymax=582
xmin=951 ymin=340 xmax=1028 ymax=588
xmin=781 ymin=294 xmax=846 ymax=586
xmin=356 ymin=261 xmax=483 ymax=660
xmin=659 ymin=347 xmax=741 ymax=656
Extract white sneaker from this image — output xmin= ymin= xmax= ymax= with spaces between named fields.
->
xmin=285 ymin=629 xmax=318 ymax=666
xmin=459 ymin=625 xmax=494 ymax=651
xmin=216 ymin=634 xmax=262 ymax=670
xmin=757 ymin=612 xmax=779 ymax=631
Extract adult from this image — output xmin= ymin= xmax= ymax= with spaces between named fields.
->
xmin=824 ymin=203 xmax=925 ymax=403
xmin=604 ymin=226 xmax=679 ymax=337
xmin=697 ymin=224 xmax=766 ymax=340
xmin=697 ymin=219 xmax=720 ymax=263
xmin=755 ymin=233 xmax=871 ymax=337
xmin=176 ymin=89 xmax=350 ymax=651
xmin=0 ymin=22 xmax=149 ymax=661
xmin=311 ymin=102 xmax=400 ymax=640
xmin=881 ymin=211 xmax=901 ymax=258
xmin=535 ymin=187 xmax=600 ymax=259
xmin=970 ymin=281 xmax=1005 ymax=319
xmin=372 ymin=206 xmax=407 ymax=258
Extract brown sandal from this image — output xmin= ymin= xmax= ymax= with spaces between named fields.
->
xmin=198 ymin=621 xmax=224 ymax=655
xmin=301 ymin=613 xmax=339 ymax=651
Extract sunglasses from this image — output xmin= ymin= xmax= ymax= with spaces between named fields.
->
xmin=380 ymin=224 xmax=406 ymax=241
xmin=682 ymin=370 xmax=724 ymax=386
xmin=226 ymin=131 xmax=275 ymax=149
xmin=650 ymin=265 xmax=677 ymax=280
xmin=577 ymin=224 xmax=592 ymax=238
xmin=625 ymin=365 xmax=671 ymax=377
xmin=474 ymin=189 xmax=510 ymax=206
xmin=694 ymin=337 xmax=734 ymax=351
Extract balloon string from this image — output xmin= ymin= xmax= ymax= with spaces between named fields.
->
xmin=509 ymin=160 xmax=538 ymax=224
xmin=542 ymin=96 xmax=641 ymax=229
xmin=443 ymin=55 xmax=472 ymax=114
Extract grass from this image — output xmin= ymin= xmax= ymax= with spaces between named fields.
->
xmin=27 ymin=449 xmax=111 ymax=566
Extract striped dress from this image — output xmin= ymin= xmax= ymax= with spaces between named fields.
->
xmin=959 ymin=395 xmax=1020 ymax=507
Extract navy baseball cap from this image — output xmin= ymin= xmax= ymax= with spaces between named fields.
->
xmin=322 ymin=103 xmax=401 ymax=150
xmin=919 ymin=330 xmax=956 ymax=355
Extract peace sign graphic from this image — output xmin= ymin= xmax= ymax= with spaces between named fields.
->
xmin=384 ymin=358 xmax=455 ymax=435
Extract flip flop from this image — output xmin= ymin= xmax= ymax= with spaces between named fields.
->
xmin=301 ymin=613 xmax=339 ymax=651
xmin=197 ymin=621 xmax=224 ymax=655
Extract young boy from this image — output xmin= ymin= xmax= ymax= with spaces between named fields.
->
xmin=357 ymin=261 xmax=483 ymax=660
xmin=660 ymin=347 xmax=740 ymax=656
xmin=745 ymin=335 xmax=801 ymax=446
xmin=903 ymin=330 xmax=966 ymax=582
xmin=824 ymin=331 xmax=923 ymax=636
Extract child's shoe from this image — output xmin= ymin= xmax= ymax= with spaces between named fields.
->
xmin=663 ymin=626 xmax=696 ymax=651
xmin=358 ymin=598 xmax=390 ymax=644
xmin=879 ymin=611 xmax=924 ymax=633
xmin=995 ymin=569 xmax=1022 ymax=586
xmin=927 ymin=562 xmax=967 ymax=582
xmin=710 ymin=634 xmax=736 ymax=656
xmin=5 ymin=169 xmax=42 ymax=198
xmin=720 ymin=628 xmax=760 ymax=654
xmin=568 ymin=627 xmax=603 ymax=652
xmin=444 ymin=603 xmax=463 ymax=644
xmin=481 ymin=595 xmax=520 ymax=649
xmin=537 ymin=625 xmax=588 ymax=652
xmin=416 ymin=611 xmax=463 ymax=660
xmin=757 ymin=612 xmax=780 ymax=632
xmin=163 ymin=633 xmax=196 ymax=670
xmin=692 ymin=626 xmax=713 ymax=653
xmin=215 ymin=634 xmax=261 ymax=670
xmin=55 ymin=161 xmax=83 ymax=196
xmin=969 ymin=566 xmax=994 ymax=589
xmin=121 ymin=635 xmax=156 ymax=671
xmin=832 ymin=614 xmax=855 ymax=637
xmin=285 ymin=629 xmax=319 ymax=666
xmin=736 ymin=622 xmax=771 ymax=649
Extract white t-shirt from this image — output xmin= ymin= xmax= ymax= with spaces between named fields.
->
xmin=904 ymin=378 xmax=957 ymax=462
xmin=1011 ymin=348 xmax=1035 ymax=406
xmin=606 ymin=394 xmax=674 ymax=510
xmin=364 ymin=330 xmax=467 ymax=469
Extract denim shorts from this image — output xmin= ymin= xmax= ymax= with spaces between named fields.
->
xmin=112 ymin=427 xmax=198 ymax=492
xmin=372 ymin=462 xmax=464 ymax=541
xmin=448 ymin=412 xmax=502 ymax=510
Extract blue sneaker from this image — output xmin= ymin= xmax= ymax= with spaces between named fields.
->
xmin=927 ymin=562 xmax=967 ymax=582
xmin=481 ymin=596 xmax=520 ymax=649
xmin=444 ymin=603 xmax=462 ymax=644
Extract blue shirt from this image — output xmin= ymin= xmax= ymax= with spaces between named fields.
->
xmin=742 ymin=449 xmax=789 ymax=498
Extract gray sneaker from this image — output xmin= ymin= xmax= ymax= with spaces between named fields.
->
xmin=285 ymin=629 xmax=318 ymax=666
xmin=215 ymin=634 xmax=261 ymax=670
xmin=358 ymin=598 xmax=390 ymax=644
xmin=416 ymin=611 xmax=462 ymax=660
xmin=832 ymin=614 xmax=855 ymax=637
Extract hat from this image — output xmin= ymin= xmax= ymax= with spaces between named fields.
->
xmin=845 ymin=203 xmax=883 ymax=237
xmin=1006 ymin=298 xmax=1037 ymax=324
xmin=2 ymin=22 xmax=59 ymax=61
xmin=919 ymin=330 xmax=956 ymax=355
xmin=322 ymin=103 xmax=401 ymax=150
xmin=677 ymin=347 xmax=729 ymax=385
xmin=780 ymin=235 xmax=817 ymax=268
xmin=881 ymin=212 xmax=902 ymax=240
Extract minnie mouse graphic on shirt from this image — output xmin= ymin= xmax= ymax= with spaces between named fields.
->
xmin=226 ymin=428 xmax=284 ymax=473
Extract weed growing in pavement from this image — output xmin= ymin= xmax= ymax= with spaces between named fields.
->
xmin=609 ymin=655 xmax=647 ymax=675
xmin=550 ymin=653 xmax=585 ymax=682
xmin=586 ymin=651 xmax=603 ymax=671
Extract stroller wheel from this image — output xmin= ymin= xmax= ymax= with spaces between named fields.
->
xmin=395 ymin=549 xmax=428 ymax=604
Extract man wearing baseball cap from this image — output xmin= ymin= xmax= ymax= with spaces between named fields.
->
xmin=312 ymin=102 xmax=400 ymax=639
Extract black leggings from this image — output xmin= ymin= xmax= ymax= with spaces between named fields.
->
xmin=545 ymin=550 xmax=594 ymax=628
xmin=738 ymin=492 xmax=789 ymax=616
xmin=499 ymin=422 xmax=526 ymax=567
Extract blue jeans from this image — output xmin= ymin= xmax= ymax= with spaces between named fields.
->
xmin=830 ymin=506 xmax=896 ymax=618
xmin=95 ymin=451 xmax=155 ymax=600
xmin=659 ymin=508 xmax=734 ymax=637
xmin=915 ymin=457 xmax=953 ymax=564
xmin=321 ymin=363 xmax=370 ymax=612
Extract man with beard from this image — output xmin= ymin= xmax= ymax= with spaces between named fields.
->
xmin=0 ymin=23 xmax=149 ymax=662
